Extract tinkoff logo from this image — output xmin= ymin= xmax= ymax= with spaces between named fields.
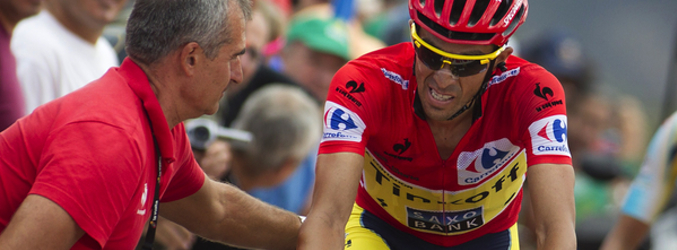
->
xmin=457 ymin=138 xmax=520 ymax=185
xmin=381 ymin=68 xmax=409 ymax=90
xmin=528 ymin=115 xmax=571 ymax=156
xmin=321 ymin=101 xmax=366 ymax=143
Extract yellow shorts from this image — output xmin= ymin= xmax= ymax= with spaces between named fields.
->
xmin=344 ymin=204 xmax=519 ymax=250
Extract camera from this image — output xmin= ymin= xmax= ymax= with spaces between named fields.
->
xmin=185 ymin=118 xmax=252 ymax=151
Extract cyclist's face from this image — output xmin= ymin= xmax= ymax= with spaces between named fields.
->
xmin=414 ymin=28 xmax=498 ymax=121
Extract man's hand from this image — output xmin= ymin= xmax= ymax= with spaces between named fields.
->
xmin=198 ymin=140 xmax=232 ymax=180
xmin=154 ymin=216 xmax=196 ymax=250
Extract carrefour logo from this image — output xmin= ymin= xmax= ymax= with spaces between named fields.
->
xmin=321 ymin=101 xmax=366 ymax=143
xmin=457 ymin=138 xmax=520 ymax=185
xmin=528 ymin=115 xmax=571 ymax=156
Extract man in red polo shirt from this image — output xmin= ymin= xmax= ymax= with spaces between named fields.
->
xmin=0 ymin=0 xmax=301 ymax=249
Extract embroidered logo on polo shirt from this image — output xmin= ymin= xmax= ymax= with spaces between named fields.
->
xmin=137 ymin=183 xmax=148 ymax=215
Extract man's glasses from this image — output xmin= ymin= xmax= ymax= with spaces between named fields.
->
xmin=410 ymin=23 xmax=505 ymax=77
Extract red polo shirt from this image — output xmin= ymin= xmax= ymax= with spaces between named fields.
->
xmin=0 ymin=58 xmax=206 ymax=249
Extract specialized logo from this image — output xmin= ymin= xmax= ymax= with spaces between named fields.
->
xmin=137 ymin=183 xmax=148 ymax=215
xmin=528 ymin=115 xmax=571 ymax=156
xmin=322 ymin=101 xmax=366 ymax=143
xmin=335 ymin=81 xmax=364 ymax=107
xmin=503 ymin=0 xmax=523 ymax=25
xmin=533 ymin=83 xmax=554 ymax=100
xmin=488 ymin=67 xmax=520 ymax=87
xmin=384 ymin=138 xmax=413 ymax=161
xmin=457 ymin=138 xmax=520 ymax=185
xmin=362 ymin=149 xmax=527 ymax=235
xmin=381 ymin=68 xmax=409 ymax=90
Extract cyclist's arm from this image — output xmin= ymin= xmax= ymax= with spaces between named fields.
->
xmin=527 ymin=163 xmax=576 ymax=250
xmin=297 ymin=152 xmax=364 ymax=250
xmin=600 ymin=214 xmax=649 ymax=250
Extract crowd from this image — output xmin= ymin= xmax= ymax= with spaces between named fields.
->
xmin=0 ymin=0 xmax=674 ymax=249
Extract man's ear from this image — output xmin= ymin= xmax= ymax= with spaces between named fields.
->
xmin=496 ymin=46 xmax=514 ymax=65
xmin=179 ymin=42 xmax=202 ymax=76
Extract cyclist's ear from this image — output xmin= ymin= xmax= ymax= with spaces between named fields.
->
xmin=496 ymin=47 xmax=514 ymax=66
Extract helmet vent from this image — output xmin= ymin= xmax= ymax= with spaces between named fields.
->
xmin=502 ymin=4 xmax=524 ymax=36
xmin=417 ymin=11 xmax=495 ymax=42
xmin=434 ymin=0 xmax=446 ymax=18
xmin=448 ymin=0 xmax=467 ymax=25
xmin=419 ymin=0 xmax=425 ymax=8
xmin=490 ymin=0 xmax=512 ymax=26
xmin=468 ymin=0 xmax=490 ymax=27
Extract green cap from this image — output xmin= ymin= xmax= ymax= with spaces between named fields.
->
xmin=286 ymin=17 xmax=350 ymax=61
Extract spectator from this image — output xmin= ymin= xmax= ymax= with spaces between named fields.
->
xmin=229 ymin=84 xmax=321 ymax=213
xmin=11 ymin=0 xmax=128 ymax=113
xmin=0 ymin=0 xmax=42 ymax=130
xmin=279 ymin=15 xmax=351 ymax=102
xmin=0 ymin=0 xmax=302 ymax=249
xmin=220 ymin=0 xmax=295 ymax=127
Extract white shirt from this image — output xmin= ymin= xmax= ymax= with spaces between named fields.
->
xmin=11 ymin=11 xmax=119 ymax=113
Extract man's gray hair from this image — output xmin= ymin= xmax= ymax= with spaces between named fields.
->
xmin=231 ymin=85 xmax=322 ymax=175
xmin=125 ymin=0 xmax=252 ymax=65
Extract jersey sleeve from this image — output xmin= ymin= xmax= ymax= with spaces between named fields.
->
xmin=161 ymin=123 xmax=206 ymax=202
xmin=514 ymin=65 xmax=572 ymax=166
xmin=29 ymin=122 xmax=144 ymax=248
xmin=621 ymin=112 xmax=677 ymax=223
xmin=319 ymin=61 xmax=382 ymax=155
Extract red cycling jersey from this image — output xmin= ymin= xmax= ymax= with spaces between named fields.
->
xmin=319 ymin=43 xmax=572 ymax=246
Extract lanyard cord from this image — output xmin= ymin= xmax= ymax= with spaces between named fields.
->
xmin=141 ymin=114 xmax=162 ymax=250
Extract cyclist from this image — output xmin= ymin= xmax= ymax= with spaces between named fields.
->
xmin=601 ymin=111 xmax=677 ymax=250
xmin=297 ymin=0 xmax=576 ymax=249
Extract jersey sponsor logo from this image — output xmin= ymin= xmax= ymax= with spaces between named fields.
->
xmin=533 ymin=83 xmax=564 ymax=112
xmin=322 ymin=101 xmax=366 ymax=143
xmin=381 ymin=68 xmax=409 ymax=90
xmin=533 ymin=83 xmax=554 ymax=100
xmin=528 ymin=115 xmax=571 ymax=156
xmin=384 ymin=138 xmax=413 ymax=161
xmin=335 ymin=81 xmax=364 ymax=107
xmin=457 ymin=138 xmax=521 ymax=185
xmin=363 ymin=149 xmax=526 ymax=235
xmin=488 ymin=67 xmax=520 ymax=87
xmin=407 ymin=207 xmax=484 ymax=234
xmin=137 ymin=183 xmax=148 ymax=215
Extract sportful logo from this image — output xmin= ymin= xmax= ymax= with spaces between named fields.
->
xmin=528 ymin=115 xmax=571 ymax=156
xmin=533 ymin=83 xmax=554 ymax=100
xmin=488 ymin=67 xmax=520 ymax=87
xmin=381 ymin=68 xmax=409 ymax=90
xmin=345 ymin=80 xmax=365 ymax=93
xmin=321 ymin=101 xmax=366 ymax=143
xmin=457 ymin=138 xmax=520 ymax=185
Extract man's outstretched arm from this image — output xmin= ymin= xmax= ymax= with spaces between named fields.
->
xmin=0 ymin=195 xmax=85 ymax=249
xmin=161 ymin=176 xmax=302 ymax=250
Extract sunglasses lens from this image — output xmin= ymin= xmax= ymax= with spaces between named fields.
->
xmin=414 ymin=41 xmax=488 ymax=77
xmin=449 ymin=60 xmax=487 ymax=77
xmin=414 ymin=43 xmax=444 ymax=69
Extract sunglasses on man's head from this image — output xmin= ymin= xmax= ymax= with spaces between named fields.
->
xmin=410 ymin=23 xmax=505 ymax=77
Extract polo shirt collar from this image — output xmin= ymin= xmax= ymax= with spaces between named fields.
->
xmin=119 ymin=58 xmax=176 ymax=164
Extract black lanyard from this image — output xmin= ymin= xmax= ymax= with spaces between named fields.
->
xmin=141 ymin=117 xmax=162 ymax=250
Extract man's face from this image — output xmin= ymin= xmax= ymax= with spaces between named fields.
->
xmin=0 ymin=0 xmax=42 ymax=24
xmin=53 ymin=0 xmax=128 ymax=28
xmin=186 ymin=6 xmax=246 ymax=116
xmin=283 ymin=42 xmax=346 ymax=102
xmin=414 ymin=28 xmax=496 ymax=121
